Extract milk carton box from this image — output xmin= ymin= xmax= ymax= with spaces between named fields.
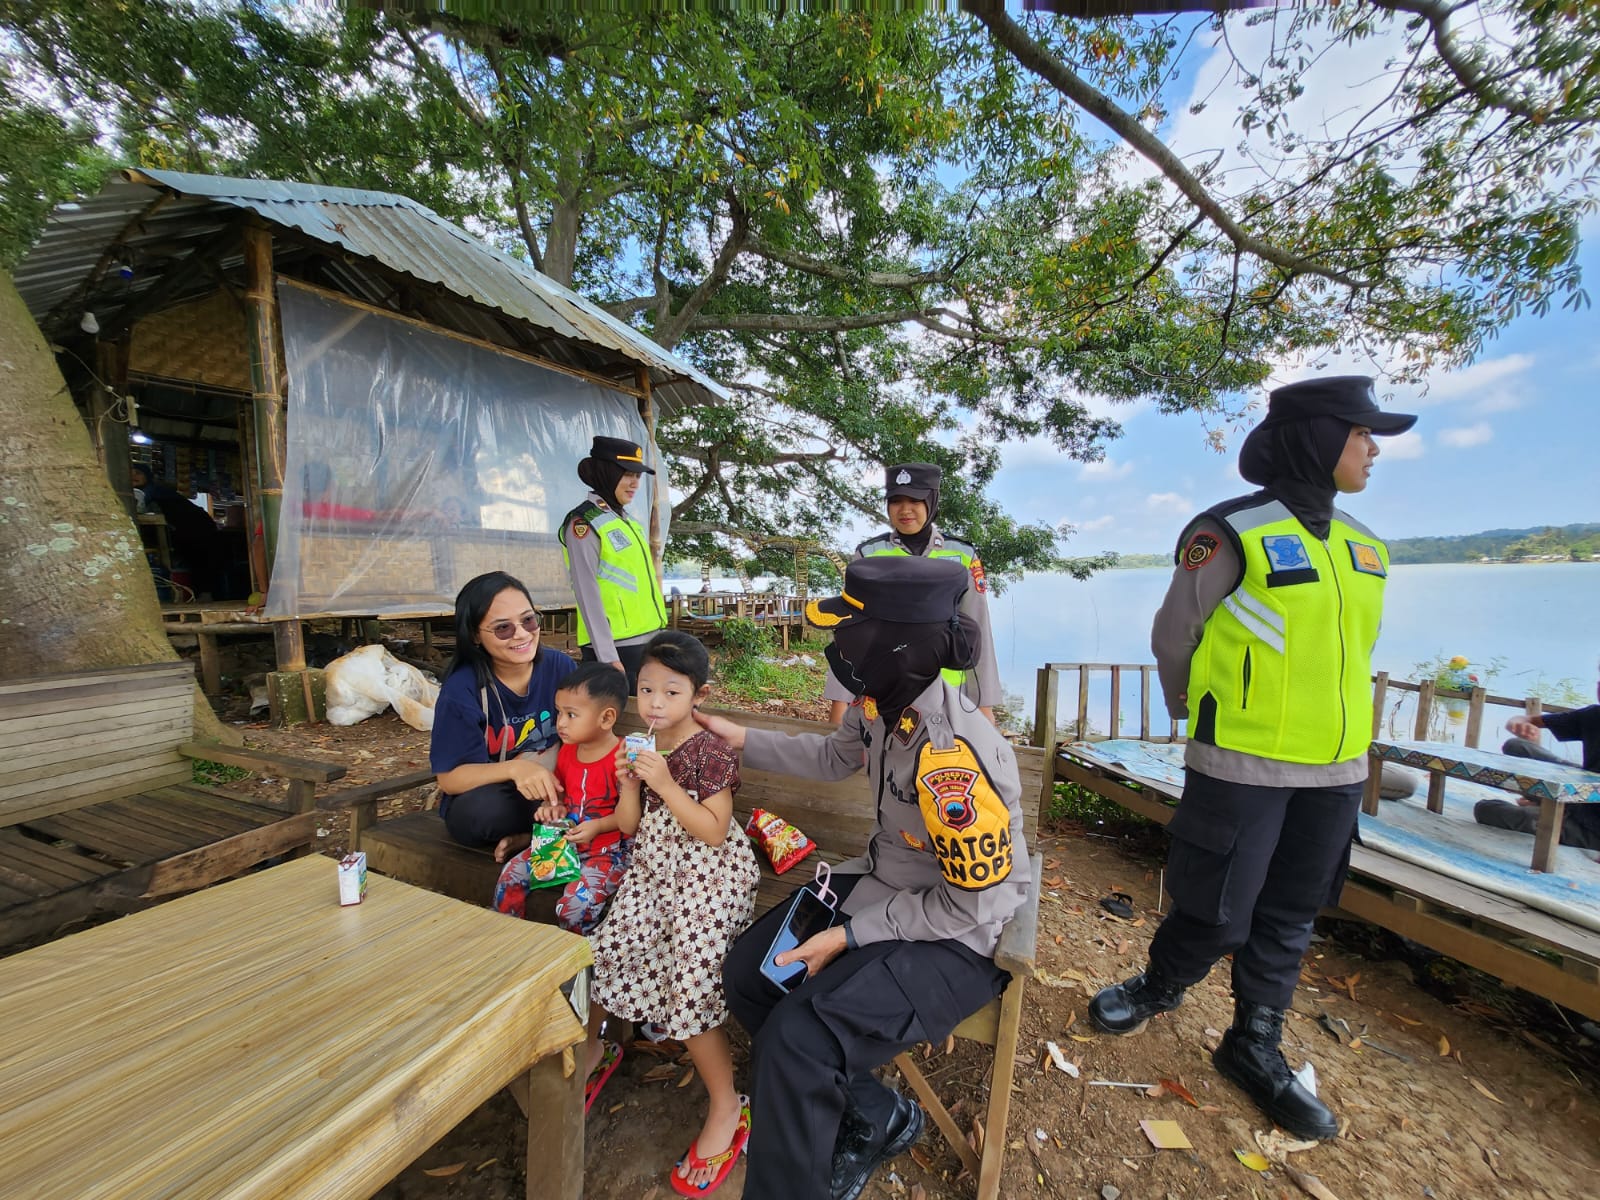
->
xmin=623 ymin=731 xmax=655 ymax=763
xmin=338 ymin=851 xmax=367 ymax=906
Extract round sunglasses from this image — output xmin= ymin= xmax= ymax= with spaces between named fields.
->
xmin=481 ymin=613 xmax=541 ymax=641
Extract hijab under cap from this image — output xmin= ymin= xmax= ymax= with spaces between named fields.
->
xmin=1237 ymin=416 xmax=1351 ymax=540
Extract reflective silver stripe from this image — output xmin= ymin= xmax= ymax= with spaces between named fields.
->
xmin=1221 ymin=498 xmax=1295 ymax=533
xmin=1230 ymin=587 xmax=1285 ymax=635
xmin=596 ymin=563 xmax=638 ymax=592
xmin=1223 ymin=595 xmax=1286 ymax=654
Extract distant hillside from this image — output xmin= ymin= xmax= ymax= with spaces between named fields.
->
xmin=1110 ymin=523 xmax=1600 ymax=568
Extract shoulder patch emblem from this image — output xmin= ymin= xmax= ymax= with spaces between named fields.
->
xmin=893 ymin=707 xmax=920 ymax=746
xmin=858 ymin=697 xmax=879 ymax=724
xmin=1261 ymin=533 xmax=1309 ymax=571
xmin=1347 ymin=540 xmax=1387 ymax=577
xmin=900 ymin=829 xmax=927 ymax=852
xmin=571 ymin=521 xmax=590 ymax=540
xmin=968 ymin=558 xmax=988 ymax=594
xmin=1183 ymin=531 xmax=1220 ymax=571
xmin=915 ymin=737 xmax=1013 ymax=891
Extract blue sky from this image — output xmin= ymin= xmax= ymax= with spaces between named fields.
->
xmin=986 ymin=15 xmax=1600 ymax=558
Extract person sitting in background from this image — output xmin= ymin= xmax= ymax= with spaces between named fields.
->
xmin=131 ymin=464 xmax=230 ymax=600
xmin=1474 ymin=664 xmax=1600 ymax=849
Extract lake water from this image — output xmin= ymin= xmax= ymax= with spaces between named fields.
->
xmin=988 ymin=563 xmax=1599 ymax=724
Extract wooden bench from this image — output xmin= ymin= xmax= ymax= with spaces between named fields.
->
xmin=0 ymin=662 xmax=346 ymax=947
xmin=324 ymin=705 xmax=1045 ymax=1200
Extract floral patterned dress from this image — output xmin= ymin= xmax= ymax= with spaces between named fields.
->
xmin=589 ymin=730 xmax=760 ymax=1040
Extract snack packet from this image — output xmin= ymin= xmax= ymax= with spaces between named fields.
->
xmin=745 ymin=807 xmax=817 ymax=875
xmin=526 ymin=822 xmax=582 ymax=889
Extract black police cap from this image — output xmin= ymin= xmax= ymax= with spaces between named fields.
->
xmin=805 ymin=555 xmax=968 ymax=630
xmin=884 ymin=462 xmax=941 ymax=501
xmin=1262 ymin=376 xmax=1417 ymax=435
xmin=588 ymin=435 xmax=656 ymax=474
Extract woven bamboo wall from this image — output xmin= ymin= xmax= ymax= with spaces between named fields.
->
xmin=130 ymin=292 xmax=251 ymax=392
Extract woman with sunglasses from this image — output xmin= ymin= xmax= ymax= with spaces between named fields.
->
xmin=431 ymin=571 xmax=578 ymax=860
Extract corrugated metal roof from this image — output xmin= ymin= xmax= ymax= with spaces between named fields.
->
xmin=12 ymin=168 xmax=727 ymax=412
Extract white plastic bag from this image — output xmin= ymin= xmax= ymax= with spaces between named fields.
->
xmin=324 ymin=644 xmax=440 ymax=731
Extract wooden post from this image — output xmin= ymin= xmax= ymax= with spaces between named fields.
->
xmin=1465 ymin=685 xmax=1487 ymax=749
xmin=1108 ymin=666 xmax=1122 ymax=741
xmin=88 ymin=341 xmax=135 ymax=516
xmin=236 ymin=397 xmax=267 ymax=596
xmin=1140 ymin=665 xmax=1152 ymax=741
xmin=525 ymin=1045 xmax=584 ymax=1200
xmin=1075 ymin=667 xmax=1091 ymax=741
xmin=243 ymin=223 xmax=287 ymax=586
xmin=1413 ymin=679 xmax=1436 ymax=740
xmin=636 ymin=367 xmax=664 ymax=582
xmin=1032 ymin=666 xmax=1057 ymax=750
xmin=1371 ymin=670 xmax=1389 ymax=739
xmin=1532 ymin=801 xmax=1566 ymax=874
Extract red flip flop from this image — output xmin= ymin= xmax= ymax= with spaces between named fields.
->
xmin=584 ymin=1041 xmax=623 ymax=1116
xmin=669 ymin=1095 xmax=751 ymax=1196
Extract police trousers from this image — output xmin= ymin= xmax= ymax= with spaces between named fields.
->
xmin=723 ymin=874 xmax=1008 ymax=1200
xmin=1148 ymin=769 xmax=1360 ymax=1010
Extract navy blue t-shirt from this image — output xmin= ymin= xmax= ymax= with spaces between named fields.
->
xmin=429 ymin=651 xmax=578 ymax=780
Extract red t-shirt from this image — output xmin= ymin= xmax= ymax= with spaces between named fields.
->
xmin=556 ymin=741 xmax=623 ymax=855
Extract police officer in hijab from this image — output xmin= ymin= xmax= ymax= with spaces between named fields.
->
xmin=698 ymin=555 xmax=1030 ymax=1200
xmin=558 ymin=435 xmax=667 ymax=692
xmin=824 ymin=463 xmax=1001 ymax=725
xmin=1089 ymin=377 xmax=1417 ymax=1141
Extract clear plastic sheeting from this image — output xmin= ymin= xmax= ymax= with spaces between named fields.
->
xmin=269 ymin=282 xmax=666 ymax=617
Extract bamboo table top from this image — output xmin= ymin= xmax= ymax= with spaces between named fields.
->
xmin=0 ymin=857 xmax=591 ymax=1200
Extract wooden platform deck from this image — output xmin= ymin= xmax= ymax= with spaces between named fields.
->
xmin=1052 ymin=744 xmax=1600 ymax=1021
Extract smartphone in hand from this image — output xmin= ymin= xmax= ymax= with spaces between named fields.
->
xmin=759 ymin=885 xmax=838 ymax=993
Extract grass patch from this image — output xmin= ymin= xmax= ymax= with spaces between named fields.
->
xmin=1046 ymin=779 xmax=1154 ymax=834
xmin=714 ymin=618 xmax=825 ymax=706
xmin=192 ymin=758 xmax=251 ymax=788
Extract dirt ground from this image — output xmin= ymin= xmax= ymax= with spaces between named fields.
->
xmin=200 ymin=647 xmax=1600 ymax=1200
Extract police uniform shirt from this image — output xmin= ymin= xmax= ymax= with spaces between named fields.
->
xmin=742 ymin=676 xmax=1029 ymax=956
xmin=820 ymin=523 xmax=1003 ymax=706
xmin=562 ymin=490 xmax=660 ymax=663
xmin=1150 ymin=514 xmax=1369 ymax=789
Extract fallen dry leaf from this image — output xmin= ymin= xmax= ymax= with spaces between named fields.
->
xmin=1285 ymin=1165 xmax=1342 ymax=1200
xmin=422 ymin=1163 xmax=466 ymax=1178
xmin=643 ymin=1064 xmax=678 ymax=1082
xmin=1469 ymin=1078 xmax=1504 ymax=1105
xmin=944 ymin=1033 xmax=957 ymax=1056
xmin=909 ymin=1145 xmax=934 ymax=1170
xmin=474 ymin=1158 xmax=498 ymax=1171
xmin=677 ymin=1067 xmax=696 ymax=1088
xmin=1393 ymin=1013 xmax=1423 ymax=1026
xmin=1234 ymin=1150 xmax=1272 ymax=1172
xmin=1437 ymin=1034 xmax=1451 ymax=1057
xmin=1159 ymin=1078 xmax=1200 ymax=1107
xmin=911 ymin=1185 xmax=927 ymax=1200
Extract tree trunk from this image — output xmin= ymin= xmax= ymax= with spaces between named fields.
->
xmin=0 ymin=277 xmax=237 ymax=744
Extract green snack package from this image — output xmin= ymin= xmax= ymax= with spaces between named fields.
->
xmin=526 ymin=822 xmax=582 ymax=889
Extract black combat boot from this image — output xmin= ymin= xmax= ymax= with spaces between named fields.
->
xmin=1088 ymin=965 xmax=1187 ymax=1034
xmin=1212 ymin=1000 xmax=1339 ymax=1140
xmin=830 ymin=1091 xmax=925 ymax=1200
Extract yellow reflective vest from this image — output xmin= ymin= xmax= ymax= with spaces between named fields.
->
xmin=857 ymin=530 xmax=981 ymax=688
xmin=558 ymin=501 xmax=666 ymax=646
xmin=1185 ymin=497 xmax=1388 ymax=764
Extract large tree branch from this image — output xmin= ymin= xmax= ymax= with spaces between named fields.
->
xmin=685 ymin=306 xmax=929 ymax=334
xmin=1370 ymin=0 xmax=1596 ymax=125
xmin=963 ymin=1 xmax=1374 ymax=291
xmin=654 ymin=195 xmax=750 ymax=349
xmin=745 ymin=235 xmax=949 ymax=290
xmin=674 ymin=445 xmax=840 ymax=468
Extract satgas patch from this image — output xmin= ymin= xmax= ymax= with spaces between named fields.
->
xmin=606 ymin=528 xmax=633 ymax=552
xmin=968 ymin=558 xmax=988 ymax=594
xmin=1262 ymin=534 xmax=1310 ymax=571
xmin=915 ymin=737 xmax=1013 ymax=891
xmin=1183 ymin=531 xmax=1220 ymax=571
xmin=1347 ymin=540 xmax=1387 ymax=577
xmin=571 ymin=521 xmax=591 ymax=540
xmin=893 ymin=706 xmax=920 ymax=746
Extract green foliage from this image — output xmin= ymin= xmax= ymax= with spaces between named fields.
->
xmin=713 ymin=618 xmax=825 ymax=705
xmin=1383 ymin=523 xmax=1600 ymax=564
xmin=1045 ymin=779 xmax=1154 ymax=832
xmin=191 ymin=758 xmax=250 ymax=788
xmin=4 ymin=4 xmax=1596 ymax=584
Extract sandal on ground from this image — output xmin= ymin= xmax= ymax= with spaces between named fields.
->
xmin=584 ymin=1041 xmax=624 ymax=1116
xmin=668 ymin=1094 xmax=751 ymax=1196
xmin=1099 ymin=891 xmax=1135 ymax=919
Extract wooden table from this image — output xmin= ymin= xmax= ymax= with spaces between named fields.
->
xmin=0 ymin=857 xmax=591 ymax=1200
xmin=1365 ymin=738 xmax=1600 ymax=872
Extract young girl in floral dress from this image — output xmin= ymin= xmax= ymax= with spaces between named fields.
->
xmin=589 ymin=630 xmax=760 ymax=1196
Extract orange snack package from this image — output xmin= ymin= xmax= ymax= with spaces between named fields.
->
xmin=745 ymin=807 xmax=817 ymax=875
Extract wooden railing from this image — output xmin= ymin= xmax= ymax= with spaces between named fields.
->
xmin=1033 ymin=661 xmax=1574 ymax=753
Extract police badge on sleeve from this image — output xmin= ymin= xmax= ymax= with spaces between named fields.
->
xmin=915 ymin=738 xmax=1013 ymax=891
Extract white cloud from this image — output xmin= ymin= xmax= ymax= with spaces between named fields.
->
xmin=1079 ymin=457 xmax=1135 ymax=480
xmin=1380 ymin=431 xmax=1426 ymax=460
xmin=1068 ymin=514 xmax=1117 ymax=533
xmin=1145 ymin=491 xmax=1193 ymax=513
xmin=1439 ymin=422 xmax=1493 ymax=448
